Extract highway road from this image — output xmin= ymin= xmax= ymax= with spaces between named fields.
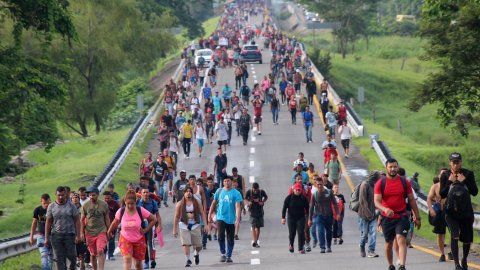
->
xmin=103 ymin=13 xmax=480 ymax=270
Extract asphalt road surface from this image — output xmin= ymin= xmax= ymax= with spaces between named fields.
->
xmin=103 ymin=14 xmax=477 ymax=270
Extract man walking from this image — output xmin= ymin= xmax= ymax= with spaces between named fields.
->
xmin=374 ymin=159 xmax=422 ymax=270
xmin=209 ymin=175 xmax=243 ymax=263
xmin=138 ymin=187 xmax=162 ymax=269
xmin=45 ymin=186 xmax=81 ymax=270
xmin=440 ymin=153 xmax=478 ymax=269
xmin=213 ymin=148 xmax=228 ymax=188
xmin=358 ymin=170 xmax=381 ymax=258
xmin=427 ymin=168 xmax=449 ymax=261
xmin=239 ymin=109 xmax=253 ymax=145
xmin=102 ymin=191 xmax=120 ymax=261
xmin=173 ymin=186 xmax=208 ymax=266
xmin=326 ymin=152 xmax=342 ymax=185
xmin=30 ymin=193 xmax=54 ymax=270
xmin=252 ymin=95 xmax=263 ymax=135
xmin=215 ymin=117 xmax=229 ymax=152
xmin=305 ymin=77 xmax=317 ymax=106
xmin=80 ymin=187 xmax=109 ymax=270
xmin=319 ymin=93 xmax=329 ymax=123
xmin=325 ymin=106 xmax=337 ymax=140
xmin=245 ymin=183 xmax=268 ymax=248
xmin=338 ymin=120 xmax=352 ymax=158
xmin=302 ymin=105 xmax=314 ymax=143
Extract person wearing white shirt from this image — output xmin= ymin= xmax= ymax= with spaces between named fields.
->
xmin=190 ymin=40 xmax=196 ymax=57
xmin=338 ymin=120 xmax=352 ymax=158
xmin=322 ymin=134 xmax=337 ymax=150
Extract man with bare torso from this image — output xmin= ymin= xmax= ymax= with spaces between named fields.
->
xmin=320 ymin=79 xmax=329 ymax=96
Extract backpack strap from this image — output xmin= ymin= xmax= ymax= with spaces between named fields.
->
xmin=136 ymin=205 xmax=146 ymax=229
xmin=120 ymin=206 xmax=126 ymax=222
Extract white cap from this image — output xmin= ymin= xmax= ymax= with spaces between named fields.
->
xmin=296 ymin=69 xmax=300 ymax=72
xmin=322 ymin=93 xmax=326 ymax=96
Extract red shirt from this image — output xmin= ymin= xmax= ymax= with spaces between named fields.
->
xmin=288 ymin=185 xmax=312 ymax=203
xmin=374 ymin=176 xmax=412 ymax=218
xmin=286 ymin=87 xmax=295 ymax=98
xmin=289 ymin=99 xmax=297 ymax=109
xmin=323 ymin=148 xmax=338 ymax=164
xmin=253 ymin=102 xmax=262 ymax=116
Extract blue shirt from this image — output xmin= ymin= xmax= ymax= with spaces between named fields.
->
xmin=212 ymin=96 xmax=222 ymax=108
xmin=138 ymin=198 xmax=158 ymax=214
xmin=175 ymin=116 xmax=186 ymax=129
xmin=291 ymin=171 xmax=310 ymax=184
xmin=214 ymin=188 xmax=243 ymax=224
xmin=279 ymin=80 xmax=288 ymax=92
xmin=222 ymin=87 xmax=232 ymax=98
xmin=202 ymin=87 xmax=212 ymax=99
xmin=302 ymin=111 xmax=314 ymax=126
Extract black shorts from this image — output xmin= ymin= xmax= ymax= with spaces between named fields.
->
xmin=381 ymin=215 xmax=411 ymax=242
xmin=217 ymin=140 xmax=227 ymax=146
xmin=446 ymin=214 xmax=474 ymax=243
xmin=294 ymin=83 xmax=301 ymax=90
xmin=433 ymin=210 xmax=447 ymax=235
xmin=76 ymin=242 xmax=88 ymax=256
xmin=341 ymin=139 xmax=350 ymax=149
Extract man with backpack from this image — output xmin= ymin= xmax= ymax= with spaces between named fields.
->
xmin=302 ymin=105 xmax=314 ymax=143
xmin=357 ymin=170 xmax=381 ymax=258
xmin=239 ymin=108 xmax=253 ymax=145
xmin=213 ymin=148 xmax=228 ymax=188
xmin=245 ymin=183 xmax=268 ymax=248
xmin=440 ymin=153 xmax=478 ymax=270
xmin=240 ymin=83 xmax=251 ymax=106
xmin=308 ymin=177 xmax=340 ymax=254
xmin=374 ymin=158 xmax=421 ymax=270
xmin=138 ymin=187 xmax=161 ymax=269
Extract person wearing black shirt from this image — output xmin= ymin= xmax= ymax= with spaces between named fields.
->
xmin=282 ymin=183 xmax=310 ymax=254
xmin=306 ymin=77 xmax=317 ymax=106
xmin=213 ymin=148 xmax=228 ymax=188
xmin=245 ymin=183 xmax=268 ymax=248
xmin=149 ymin=153 xmax=169 ymax=203
xmin=440 ymin=152 xmax=478 ymax=269
xmin=30 ymin=193 xmax=54 ymax=270
xmin=161 ymin=110 xmax=174 ymax=131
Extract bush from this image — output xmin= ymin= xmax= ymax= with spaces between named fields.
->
xmin=309 ymin=46 xmax=333 ymax=80
xmin=377 ymin=49 xmax=403 ymax=59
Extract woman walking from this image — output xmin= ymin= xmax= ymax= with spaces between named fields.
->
xmin=288 ymin=96 xmax=298 ymax=125
xmin=282 ymin=183 xmax=310 ymax=254
xmin=107 ymin=190 xmax=158 ymax=270
xmin=270 ymin=93 xmax=280 ymax=125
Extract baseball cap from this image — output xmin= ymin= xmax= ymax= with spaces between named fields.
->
xmin=449 ymin=152 xmax=462 ymax=162
xmin=86 ymin=187 xmax=100 ymax=194
xmin=322 ymin=93 xmax=326 ymax=96
xmin=321 ymin=173 xmax=328 ymax=177
xmin=108 ymin=183 xmax=114 ymax=188
xmin=294 ymin=183 xmax=303 ymax=190
xmin=296 ymin=69 xmax=300 ymax=72
xmin=159 ymin=153 xmax=165 ymax=157
xmin=71 ymin=193 xmax=80 ymax=199
xmin=201 ymin=171 xmax=207 ymax=176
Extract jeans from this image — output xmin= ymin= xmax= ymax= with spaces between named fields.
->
xmin=307 ymin=92 xmax=315 ymax=105
xmin=227 ymin=122 xmax=232 ymax=144
xmin=305 ymin=125 xmax=312 ymax=142
xmin=358 ymin=217 xmax=377 ymax=252
xmin=182 ymin=138 xmax=191 ymax=156
xmin=105 ymin=230 xmax=116 ymax=258
xmin=287 ymin=215 xmax=305 ymax=250
xmin=217 ymin=220 xmax=235 ymax=257
xmin=333 ymin=216 xmax=344 ymax=238
xmin=202 ymin=225 xmax=208 ymax=246
xmin=37 ymin=234 xmax=54 ymax=270
xmin=242 ymin=75 xmax=247 ymax=85
xmin=315 ymin=215 xmax=333 ymax=249
xmin=155 ymin=181 xmax=168 ymax=203
xmin=235 ymin=76 xmax=242 ymax=89
xmin=290 ymin=108 xmax=297 ymax=124
xmin=271 ymin=107 xmax=279 ymax=123
xmin=266 ymin=95 xmax=272 ymax=104
xmin=234 ymin=119 xmax=240 ymax=136
xmin=281 ymin=91 xmax=286 ymax=104
xmin=310 ymin=217 xmax=318 ymax=243
xmin=51 ymin=234 xmax=77 ymax=270
xmin=144 ymin=228 xmax=154 ymax=262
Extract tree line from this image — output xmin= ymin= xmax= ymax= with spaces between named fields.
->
xmin=0 ymin=0 xmax=213 ymax=175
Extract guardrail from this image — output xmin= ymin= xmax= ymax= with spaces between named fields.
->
xmin=0 ymin=14 xmax=223 ymax=263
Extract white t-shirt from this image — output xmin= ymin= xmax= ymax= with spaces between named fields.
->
xmin=169 ymin=137 xmax=179 ymax=153
xmin=195 ymin=126 xmax=204 ymax=139
xmin=178 ymin=199 xmax=201 ymax=231
xmin=339 ymin=125 xmax=352 ymax=140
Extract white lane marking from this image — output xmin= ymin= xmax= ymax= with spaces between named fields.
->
xmin=252 ymin=137 xmax=256 ymax=141
xmin=250 ymin=147 xmax=255 ymax=153
xmin=249 ymin=176 xmax=255 ymax=183
xmin=250 ymin=161 xmax=255 ymax=167
xmin=251 ymin=67 xmax=255 ymax=70
xmin=251 ymin=259 xmax=261 ymax=265
xmin=254 ymin=80 xmax=258 ymax=83
xmin=251 ymin=250 xmax=259 ymax=254
xmin=250 ymin=64 xmax=254 ymax=66
xmin=253 ymin=75 xmax=257 ymax=78
xmin=252 ymin=71 xmax=256 ymax=74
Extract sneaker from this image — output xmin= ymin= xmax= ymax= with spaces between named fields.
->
xmin=448 ymin=252 xmax=454 ymax=260
xmin=289 ymin=245 xmax=294 ymax=253
xmin=185 ymin=259 xmax=192 ymax=267
xmin=258 ymin=132 xmax=261 ymax=135
xmin=207 ymin=234 xmax=212 ymax=241
xmin=305 ymin=243 xmax=311 ymax=252
xmin=345 ymin=154 xmax=349 ymax=158
xmin=202 ymin=245 xmax=206 ymax=250
xmin=320 ymin=248 xmax=326 ymax=253
xmin=312 ymin=240 xmax=317 ymax=248
xmin=439 ymin=254 xmax=446 ymax=262
xmin=194 ymin=254 xmax=199 ymax=265
xmin=163 ymin=202 xmax=168 ymax=207
xmin=219 ymin=255 xmax=227 ymax=262
xmin=360 ymin=246 xmax=366 ymax=257
xmin=408 ymin=243 xmax=413 ymax=248
xmin=455 ymin=264 xmax=464 ymax=270
xmin=186 ymin=156 xmax=189 ymax=159
xmin=108 ymin=256 xmax=115 ymax=261
xmin=396 ymin=259 xmax=401 ymax=266
xmin=226 ymin=257 xmax=233 ymax=263
xmin=214 ymin=235 xmax=217 ymax=241
xmin=184 ymin=154 xmax=186 ymax=159
xmin=333 ymin=239 xmax=337 ymax=245
xmin=326 ymin=247 xmax=332 ymax=253
xmin=151 ymin=260 xmax=156 ymax=268
xmin=339 ymin=239 xmax=344 ymax=245
xmin=388 ymin=266 xmax=395 ymax=270
xmin=234 ymin=235 xmax=239 ymax=240
xmin=256 ymin=243 xmax=260 ymax=248
xmin=307 ymin=141 xmax=309 ymax=143
xmin=398 ymin=266 xmax=406 ymax=270
xmin=368 ymin=251 xmax=379 ymax=258
xmin=299 ymin=249 xmax=305 ymax=254
xmin=144 ymin=262 xmax=150 ymax=269
xmin=252 ymin=242 xmax=257 ymax=248
xmin=461 ymin=258 xmax=468 ymax=269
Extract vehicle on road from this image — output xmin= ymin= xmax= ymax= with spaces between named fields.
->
xmin=195 ymin=49 xmax=214 ymax=66
xmin=306 ymin=12 xmax=318 ymax=21
xmin=240 ymin=44 xmax=262 ymax=64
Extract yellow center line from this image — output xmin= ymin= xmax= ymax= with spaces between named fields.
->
xmin=412 ymin=244 xmax=480 ymax=269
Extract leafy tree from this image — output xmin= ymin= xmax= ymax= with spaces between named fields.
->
xmin=407 ymin=0 xmax=480 ymax=136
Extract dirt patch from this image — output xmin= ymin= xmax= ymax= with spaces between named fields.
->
xmin=148 ymin=58 xmax=182 ymax=94
xmin=74 ymin=174 xmax=96 ymax=183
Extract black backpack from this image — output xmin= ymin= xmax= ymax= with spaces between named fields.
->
xmin=242 ymin=86 xmax=249 ymax=96
xmin=120 ymin=206 xmax=146 ymax=229
xmin=445 ymin=181 xmax=472 ymax=220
